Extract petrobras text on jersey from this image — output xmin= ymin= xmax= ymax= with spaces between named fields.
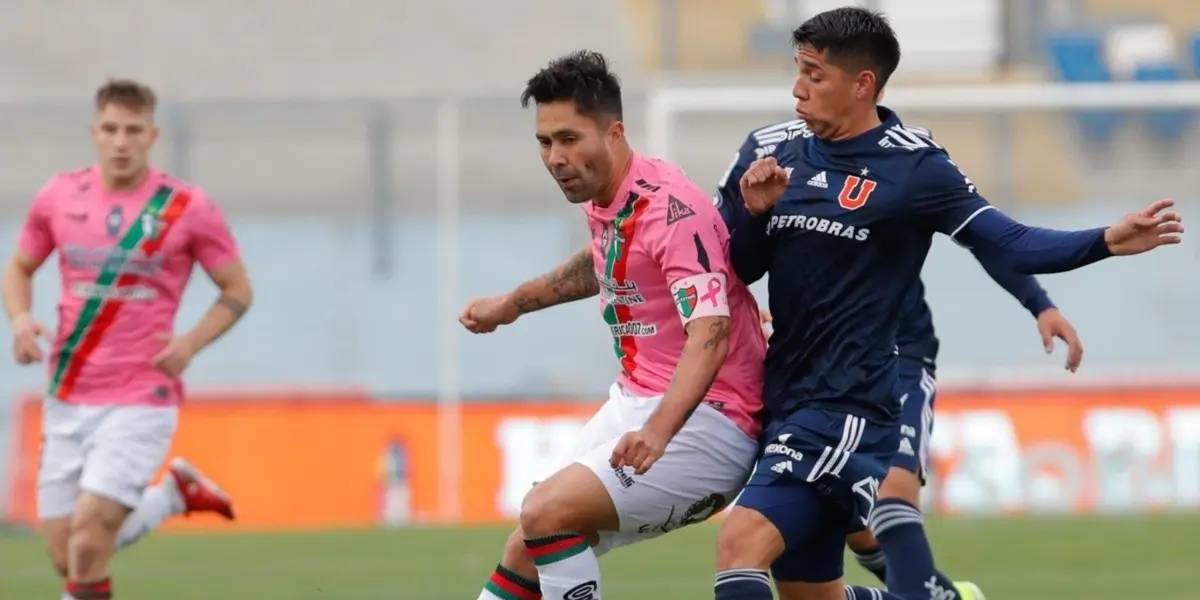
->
xmin=766 ymin=213 xmax=871 ymax=241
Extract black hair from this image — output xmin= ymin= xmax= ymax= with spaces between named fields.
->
xmin=520 ymin=50 xmax=623 ymax=121
xmin=792 ymin=7 xmax=901 ymax=91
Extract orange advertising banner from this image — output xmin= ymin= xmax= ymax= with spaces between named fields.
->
xmin=6 ymin=388 xmax=1200 ymax=531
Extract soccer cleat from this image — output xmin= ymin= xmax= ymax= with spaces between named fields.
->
xmin=168 ymin=457 xmax=237 ymax=520
xmin=953 ymin=581 xmax=986 ymax=600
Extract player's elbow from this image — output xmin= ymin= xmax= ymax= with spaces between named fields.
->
xmin=6 ymin=251 xmax=40 ymax=280
xmin=210 ymin=261 xmax=254 ymax=309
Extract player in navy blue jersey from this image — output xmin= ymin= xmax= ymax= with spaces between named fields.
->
xmin=711 ymin=7 xmax=1182 ymax=600
xmin=716 ymin=119 xmax=1086 ymax=600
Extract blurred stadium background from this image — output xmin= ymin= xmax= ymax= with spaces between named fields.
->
xmin=2 ymin=0 xmax=1199 ymax=598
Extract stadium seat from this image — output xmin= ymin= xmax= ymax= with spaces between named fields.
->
xmin=1047 ymin=30 xmax=1123 ymax=142
xmin=1190 ymin=31 xmax=1200 ymax=74
xmin=1132 ymin=61 xmax=1194 ymax=142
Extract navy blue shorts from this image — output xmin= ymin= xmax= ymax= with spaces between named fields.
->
xmin=737 ymin=407 xmax=898 ymax=583
xmin=890 ymin=358 xmax=936 ymax=484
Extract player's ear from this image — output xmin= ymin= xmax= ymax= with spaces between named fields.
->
xmin=607 ymin=119 xmax=625 ymax=145
xmin=855 ymin=70 xmax=877 ymax=101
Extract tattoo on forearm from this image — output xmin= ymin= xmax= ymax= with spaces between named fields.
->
xmin=513 ymin=248 xmax=598 ymax=314
xmin=686 ymin=318 xmax=732 ymax=351
xmin=216 ymin=295 xmax=248 ymax=317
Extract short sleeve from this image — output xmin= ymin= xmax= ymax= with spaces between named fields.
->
xmin=186 ymin=190 xmax=240 ymax=271
xmin=652 ymin=193 xmax=733 ymax=327
xmin=907 ymin=152 xmax=994 ymax=241
xmin=17 ymin=180 xmax=58 ymax=262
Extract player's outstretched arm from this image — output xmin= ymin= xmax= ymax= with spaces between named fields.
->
xmin=611 ymin=315 xmax=731 ymax=475
xmin=459 ymin=246 xmax=597 ymax=334
xmin=912 ymin=154 xmax=1182 ymax=274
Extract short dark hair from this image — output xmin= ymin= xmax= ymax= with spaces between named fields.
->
xmin=95 ymin=78 xmax=157 ymax=113
xmin=792 ymin=7 xmax=901 ymax=91
xmin=520 ymin=50 xmax=623 ymax=121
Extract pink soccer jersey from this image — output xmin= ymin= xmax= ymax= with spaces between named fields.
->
xmin=582 ymin=153 xmax=766 ymax=437
xmin=16 ymin=166 xmax=240 ymax=406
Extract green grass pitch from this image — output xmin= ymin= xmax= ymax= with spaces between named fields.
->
xmin=1 ymin=516 xmax=1194 ymax=599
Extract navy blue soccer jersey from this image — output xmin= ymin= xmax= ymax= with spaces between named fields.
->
xmin=717 ymin=108 xmax=1108 ymax=424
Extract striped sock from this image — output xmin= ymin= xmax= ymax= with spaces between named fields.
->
xmin=872 ymin=498 xmax=959 ymax=600
xmin=714 ymin=568 xmax=772 ymax=599
xmin=524 ymin=533 xmax=599 ymax=599
xmin=66 ymin=578 xmax=112 ymax=600
xmin=479 ymin=563 xmax=541 ymax=600
xmin=852 ymin=544 xmax=888 ymax=583
xmin=844 ymin=585 xmax=905 ymax=600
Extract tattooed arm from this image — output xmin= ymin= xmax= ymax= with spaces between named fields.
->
xmin=459 ymin=245 xmax=597 ymax=334
xmin=507 ymin=245 xmax=598 ymax=314
xmin=644 ymin=315 xmax=732 ymax=438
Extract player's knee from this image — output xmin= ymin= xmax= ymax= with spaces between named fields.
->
xmin=66 ymin=525 xmax=114 ymax=577
xmin=715 ymin=507 xmax=784 ymax=570
xmin=518 ymin=465 xmax=614 ymax=537
xmin=878 ymin=466 xmax=921 ymax=505
xmin=519 ymin=484 xmax=580 ymax=537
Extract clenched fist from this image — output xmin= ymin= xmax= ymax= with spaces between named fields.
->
xmin=459 ymin=295 xmax=520 ymax=334
xmin=740 ymin=156 xmax=790 ymax=216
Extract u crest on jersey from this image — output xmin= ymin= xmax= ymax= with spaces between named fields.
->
xmin=837 ymin=175 xmax=877 ymax=211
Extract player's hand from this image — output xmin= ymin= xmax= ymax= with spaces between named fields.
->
xmin=610 ymin=427 xmax=670 ymax=475
xmin=11 ymin=313 xmax=48 ymax=364
xmin=740 ymin=156 xmax=790 ymax=216
xmin=1103 ymin=199 xmax=1183 ymax=255
xmin=1036 ymin=308 xmax=1083 ymax=373
xmin=152 ymin=333 xmax=196 ymax=378
xmin=459 ymin=294 xmax=520 ymax=334
xmin=759 ymin=309 xmax=773 ymax=339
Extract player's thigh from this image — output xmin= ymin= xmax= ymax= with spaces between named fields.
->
xmin=890 ymin=362 xmax=935 ymax=488
xmin=585 ymin=403 xmax=757 ymax=556
xmin=79 ymin=405 xmax=179 ymax=512
xmin=745 ymin=409 xmax=896 ymax=557
xmin=520 ymin=462 xmax=620 ymax=537
xmin=36 ymin=399 xmax=90 ymax=521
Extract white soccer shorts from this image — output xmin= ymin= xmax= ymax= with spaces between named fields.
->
xmin=36 ymin=397 xmax=179 ymax=520
xmin=545 ymin=382 xmax=757 ymax=556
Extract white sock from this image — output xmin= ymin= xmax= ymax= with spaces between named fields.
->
xmin=115 ymin=478 xmax=186 ymax=550
xmin=526 ymin=533 xmax=600 ymax=599
xmin=61 ymin=592 xmax=73 ymax=600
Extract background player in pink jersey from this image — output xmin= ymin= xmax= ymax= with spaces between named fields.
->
xmin=458 ymin=51 xmax=766 ymax=600
xmin=1 ymin=79 xmax=254 ymax=600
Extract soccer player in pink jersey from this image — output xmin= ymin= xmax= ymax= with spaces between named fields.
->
xmin=1 ymin=79 xmax=253 ymax=600
xmin=458 ymin=51 xmax=767 ymax=600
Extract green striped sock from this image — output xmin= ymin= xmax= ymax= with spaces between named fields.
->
xmin=524 ymin=533 xmax=600 ymax=599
